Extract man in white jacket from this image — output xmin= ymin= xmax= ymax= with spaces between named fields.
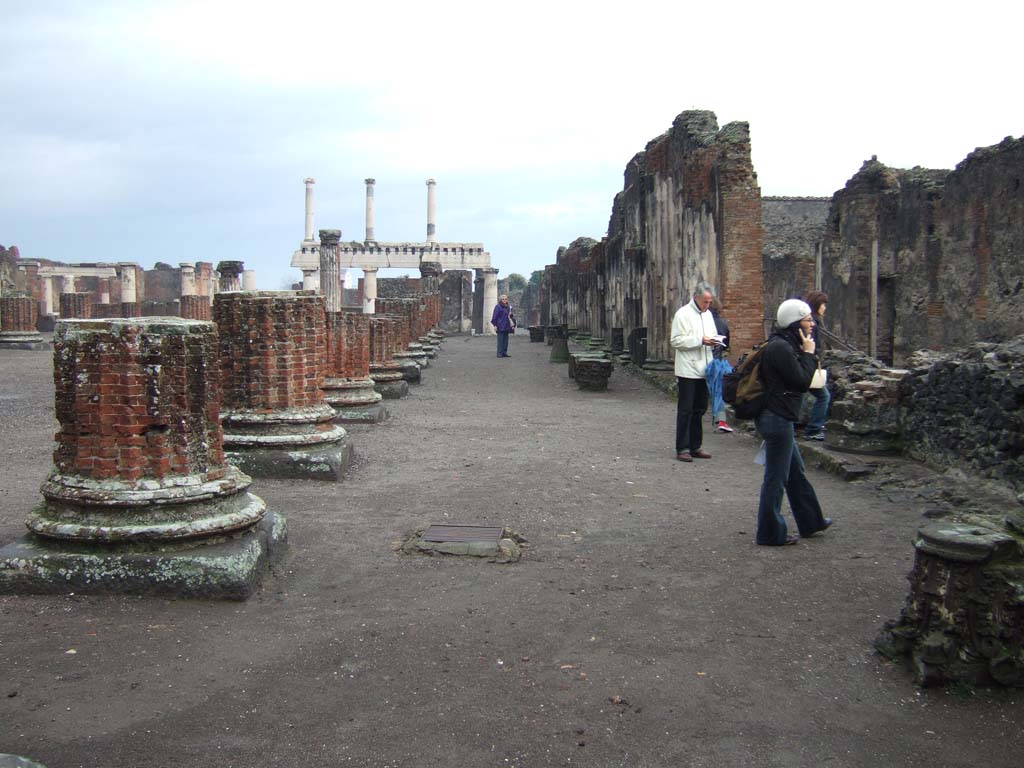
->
xmin=670 ymin=281 xmax=720 ymax=462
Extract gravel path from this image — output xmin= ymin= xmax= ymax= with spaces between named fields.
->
xmin=1 ymin=332 xmax=1021 ymax=767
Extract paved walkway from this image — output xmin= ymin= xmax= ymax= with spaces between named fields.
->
xmin=0 ymin=332 xmax=1021 ymax=767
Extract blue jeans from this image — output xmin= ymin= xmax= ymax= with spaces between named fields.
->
xmin=754 ymin=409 xmax=827 ymax=545
xmin=805 ymin=386 xmax=831 ymax=435
xmin=496 ymin=331 xmax=510 ymax=357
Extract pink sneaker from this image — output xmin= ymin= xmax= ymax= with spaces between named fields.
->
xmin=716 ymin=421 xmax=734 ymax=433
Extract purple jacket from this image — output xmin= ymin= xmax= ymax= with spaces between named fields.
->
xmin=490 ymin=303 xmax=515 ymax=332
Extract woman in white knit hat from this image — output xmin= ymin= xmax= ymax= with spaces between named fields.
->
xmin=754 ymin=298 xmax=833 ymax=545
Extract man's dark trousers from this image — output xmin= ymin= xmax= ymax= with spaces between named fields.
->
xmin=675 ymin=377 xmax=708 ymax=453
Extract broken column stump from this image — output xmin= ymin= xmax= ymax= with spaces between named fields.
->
xmin=215 ymin=291 xmax=351 ymax=482
xmin=322 ymin=309 xmax=387 ymax=424
xmin=0 ymin=318 xmax=284 ymax=599
xmin=574 ymin=356 xmax=614 ymax=391
xmin=549 ymin=325 xmax=569 ymax=363
xmin=528 ymin=326 xmax=545 ymax=342
xmin=369 ymin=316 xmax=410 ymax=399
xmin=0 ymin=296 xmax=47 ymax=350
xmin=875 ymin=519 xmax=1024 ymax=687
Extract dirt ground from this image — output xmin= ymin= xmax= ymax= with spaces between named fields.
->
xmin=1 ymin=332 xmax=1021 ymax=767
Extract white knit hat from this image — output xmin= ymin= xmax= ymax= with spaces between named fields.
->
xmin=777 ymin=299 xmax=812 ymax=328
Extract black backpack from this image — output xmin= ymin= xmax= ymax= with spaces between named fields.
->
xmin=722 ymin=344 xmax=768 ymax=420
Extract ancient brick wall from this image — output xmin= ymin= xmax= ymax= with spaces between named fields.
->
xmin=820 ymin=137 xmax=1024 ymax=365
xmin=59 ymin=293 xmax=92 ymax=319
xmin=762 ymin=197 xmax=830 ymax=333
xmin=439 ymin=270 xmax=472 ymax=332
xmin=144 ymin=263 xmax=182 ymax=303
xmin=378 ymin=277 xmax=423 ymax=297
xmin=214 ymin=291 xmax=327 ymax=411
xmin=180 ymin=295 xmax=212 ymax=321
xmin=544 ymin=110 xmax=765 ymax=361
xmin=369 ymin=316 xmax=394 ymax=363
xmin=51 ymin=319 xmax=225 ymax=483
xmin=0 ymin=296 xmax=37 ymax=332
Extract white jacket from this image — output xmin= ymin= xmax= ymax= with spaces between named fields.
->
xmin=670 ymin=299 xmax=716 ymax=379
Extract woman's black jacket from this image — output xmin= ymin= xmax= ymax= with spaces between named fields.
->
xmin=761 ymin=327 xmax=818 ymax=421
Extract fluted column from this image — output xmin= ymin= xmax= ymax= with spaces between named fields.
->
xmin=426 ymin=178 xmax=437 ymax=243
xmin=42 ymin=276 xmax=54 ymax=316
xmin=180 ymin=263 xmax=196 ymax=296
xmin=319 ymin=229 xmax=343 ymax=313
xmin=303 ymin=177 xmax=316 ymax=242
xmin=365 ymin=178 xmax=376 ymax=242
xmin=119 ymin=265 xmax=137 ymax=304
xmin=481 ymin=268 xmax=498 ymax=335
xmin=362 ymin=267 xmax=378 ymax=314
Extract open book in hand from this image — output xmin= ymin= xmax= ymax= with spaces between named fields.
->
xmin=710 ymin=335 xmax=727 ymax=346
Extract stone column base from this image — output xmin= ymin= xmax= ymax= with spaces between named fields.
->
xmin=225 ymin=441 xmax=352 ymax=482
xmin=334 ymin=402 xmax=390 ymax=423
xmin=0 ymin=509 xmax=286 ymax=601
xmin=0 ymin=332 xmax=49 ymax=351
xmin=375 ymin=379 xmax=410 ymax=399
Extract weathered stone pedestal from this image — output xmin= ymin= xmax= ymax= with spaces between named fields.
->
xmin=828 ymin=374 xmax=906 ymax=454
xmin=371 ymin=365 xmax=411 ymax=399
xmin=216 ymin=291 xmax=351 ymax=482
xmin=221 ymin=406 xmax=351 ymax=481
xmin=545 ymin=326 xmax=558 ymax=346
xmin=611 ymin=327 xmax=625 ymax=354
xmin=572 ymin=355 xmax=614 ymax=390
xmin=0 ymin=318 xmax=283 ymax=600
xmin=0 ymin=297 xmax=47 ymax=350
xmin=875 ymin=519 xmax=1024 ymax=687
xmin=528 ymin=326 xmax=545 ymax=342
xmin=324 ymin=377 xmax=388 ymax=423
xmin=550 ymin=327 xmax=569 ymax=363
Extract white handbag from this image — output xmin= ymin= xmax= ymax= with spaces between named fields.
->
xmin=809 ymin=366 xmax=827 ymax=390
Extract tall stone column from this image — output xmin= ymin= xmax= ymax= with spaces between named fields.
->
xmin=362 ymin=267 xmax=378 ymax=314
xmin=215 ymin=291 xmax=350 ymax=482
xmin=119 ymin=264 xmax=137 ymax=303
xmin=319 ymin=229 xmax=343 ymax=313
xmin=426 ymin=178 xmax=437 ymax=243
xmin=365 ymin=178 xmax=376 ymax=242
xmin=0 ymin=318 xmax=282 ymax=599
xmin=481 ymin=267 xmax=499 ymax=335
xmin=242 ymin=270 xmax=256 ymax=291
xmin=60 ymin=273 xmax=76 ymax=295
xmin=41 ymin=276 xmax=55 ymax=316
xmin=302 ymin=269 xmax=319 ymax=291
xmin=303 ymin=177 xmax=316 ymax=242
xmin=217 ymin=261 xmax=244 ymax=292
xmin=180 ymin=263 xmax=196 ymax=296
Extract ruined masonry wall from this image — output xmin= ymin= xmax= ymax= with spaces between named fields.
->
xmin=546 ymin=110 xmax=765 ymax=361
xmin=327 ymin=310 xmax=371 ymax=378
xmin=901 ymin=338 xmax=1024 ymax=492
xmin=762 ymin=198 xmax=830 ymax=329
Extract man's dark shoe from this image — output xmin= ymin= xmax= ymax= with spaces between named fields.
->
xmin=691 ymin=449 xmax=712 ymax=459
xmin=676 ymin=451 xmax=693 ymax=462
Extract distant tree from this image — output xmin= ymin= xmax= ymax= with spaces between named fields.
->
xmin=506 ymin=273 xmax=527 ymax=291
xmin=528 ymin=270 xmax=543 ymax=286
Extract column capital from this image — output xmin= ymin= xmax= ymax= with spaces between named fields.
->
xmin=304 ymin=177 xmax=315 ymax=185
xmin=319 ymin=229 xmax=342 ymax=247
xmin=362 ymin=266 xmax=379 ymax=275
xmin=365 ymin=178 xmax=376 ymax=185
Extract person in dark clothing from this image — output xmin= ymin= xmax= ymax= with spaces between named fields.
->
xmin=802 ymin=290 xmax=830 ymax=440
xmin=490 ymin=295 xmax=515 ymax=357
xmin=754 ymin=299 xmax=832 ymax=546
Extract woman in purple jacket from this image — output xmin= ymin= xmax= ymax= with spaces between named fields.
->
xmin=490 ymin=294 xmax=515 ymax=357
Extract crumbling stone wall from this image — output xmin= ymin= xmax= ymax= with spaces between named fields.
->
xmin=378 ymin=277 xmax=422 ymax=297
xmin=544 ymin=110 xmax=765 ymax=361
xmin=820 ymin=136 xmax=1024 ymax=365
xmin=900 ymin=338 xmax=1024 ymax=492
xmin=144 ymin=262 xmax=182 ymax=303
xmin=762 ymin=197 xmax=830 ymax=331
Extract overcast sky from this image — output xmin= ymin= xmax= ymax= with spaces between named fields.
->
xmin=1 ymin=0 xmax=1020 ymax=288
